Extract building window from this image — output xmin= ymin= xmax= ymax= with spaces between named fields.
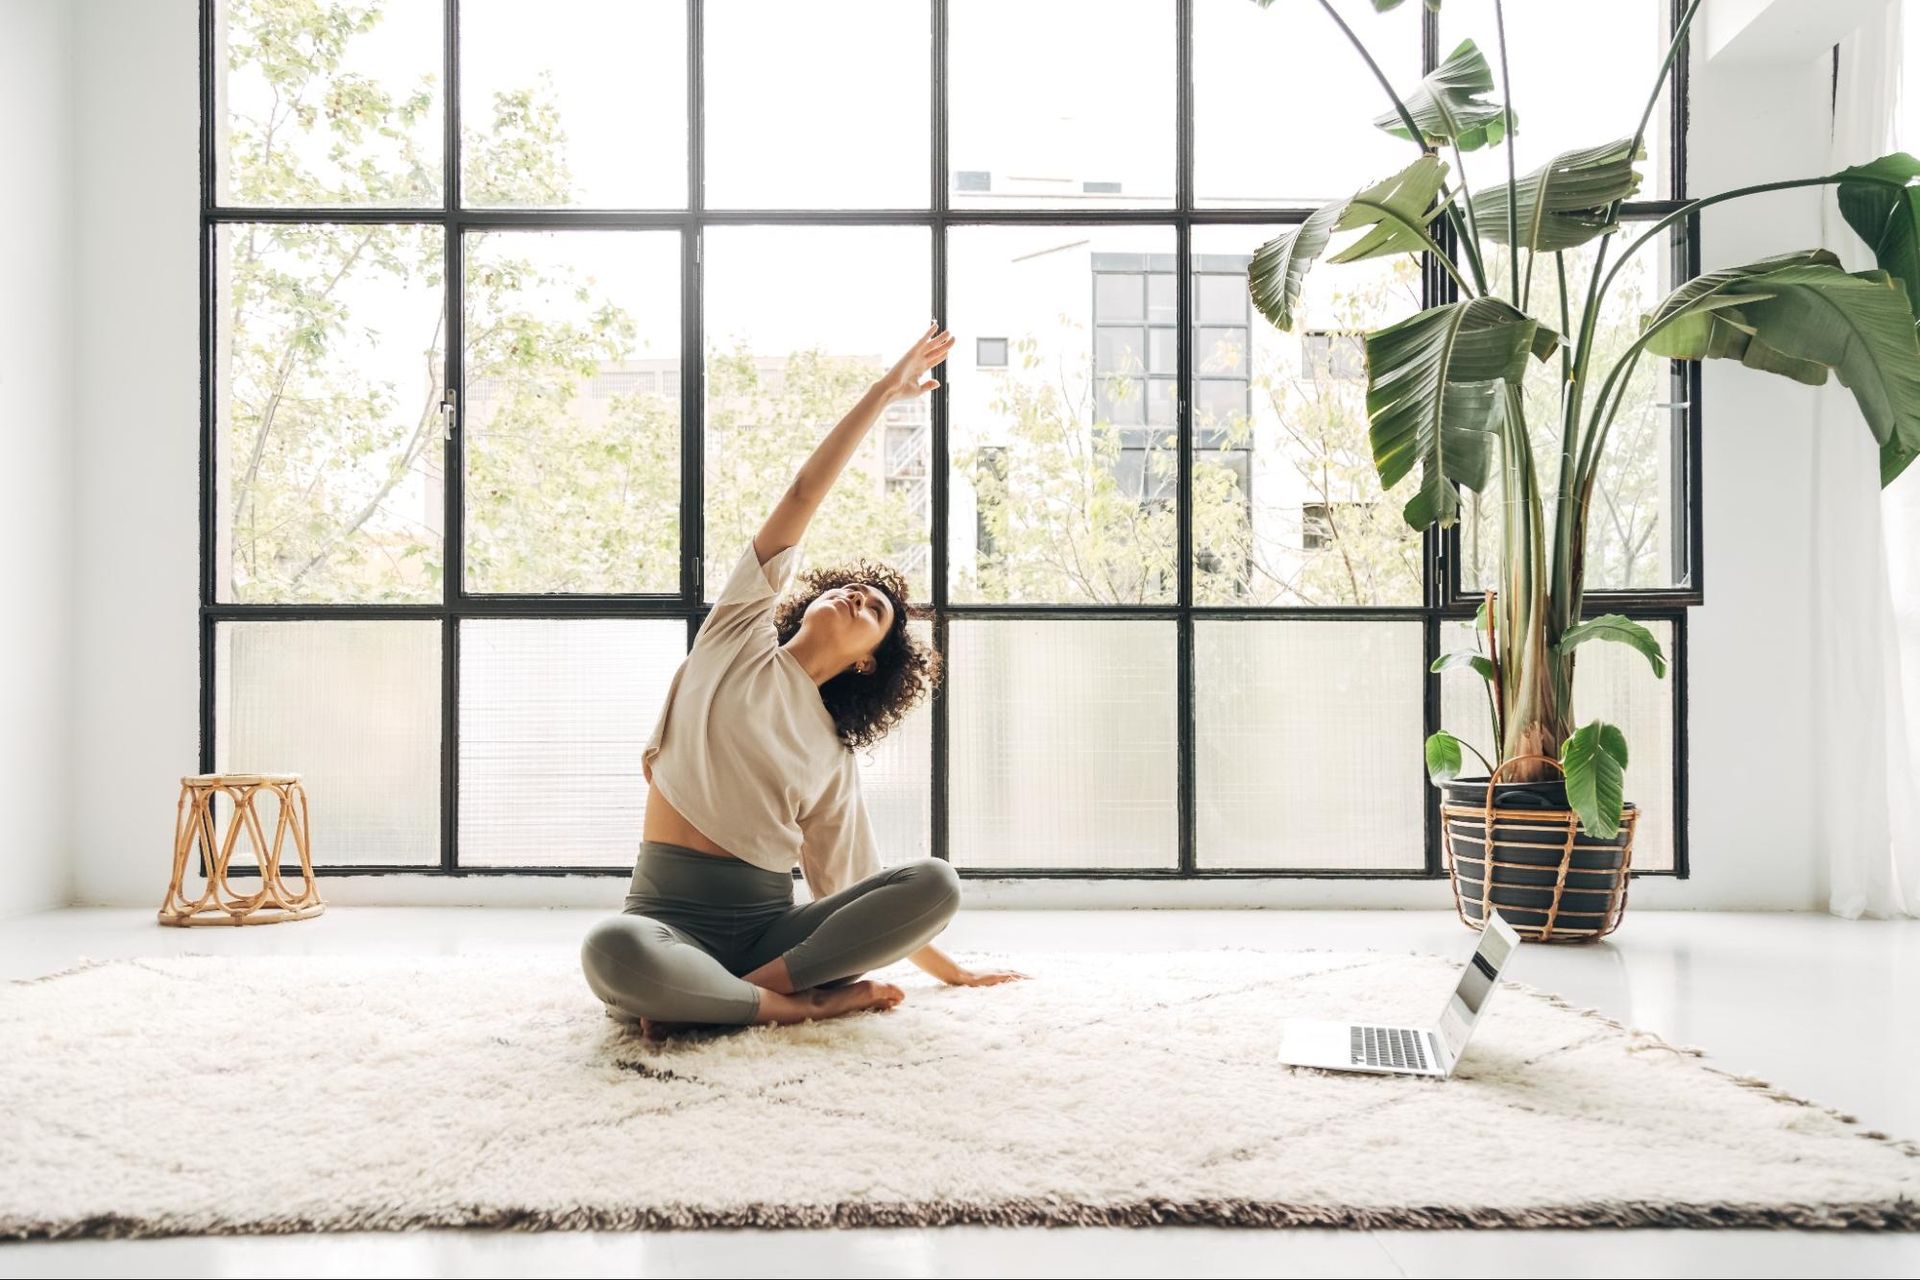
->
xmin=976 ymin=336 xmax=1009 ymax=368
xmin=955 ymin=170 xmax=992 ymax=193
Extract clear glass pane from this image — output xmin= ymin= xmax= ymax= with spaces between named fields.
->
xmin=1190 ymin=226 xmax=1424 ymax=607
xmin=1444 ymin=0 xmax=1674 ymax=201
xmin=948 ymin=620 xmax=1177 ymax=869
xmin=1464 ymin=223 xmax=1686 ymax=591
xmin=949 ymin=0 xmax=1173 ymax=208
xmin=704 ymin=0 xmax=928 ymax=208
xmin=459 ymin=620 xmax=683 ymax=868
xmin=856 ymin=618 xmax=935 ymax=866
xmin=215 ymin=223 xmax=446 ymax=604
xmin=214 ymin=0 xmax=443 ymax=206
xmin=949 ymin=227 xmax=1178 ymax=604
xmin=703 ymin=226 xmax=932 ymax=599
xmin=215 ymin=621 xmax=441 ymax=866
xmin=1196 ymin=621 xmax=1425 ymax=869
xmin=463 ymin=230 xmax=682 ymax=594
xmin=1438 ymin=618 xmax=1676 ymax=872
xmin=1194 ymin=0 xmax=1421 ymax=207
xmin=460 ymin=0 xmax=686 ymax=208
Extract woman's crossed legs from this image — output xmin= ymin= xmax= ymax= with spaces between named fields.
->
xmin=581 ymin=857 xmax=961 ymax=1033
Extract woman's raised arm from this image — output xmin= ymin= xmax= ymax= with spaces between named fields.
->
xmin=752 ymin=324 xmax=955 ymax=564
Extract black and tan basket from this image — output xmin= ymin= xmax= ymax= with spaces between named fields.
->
xmin=1440 ymin=754 xmax=1637 ymax=943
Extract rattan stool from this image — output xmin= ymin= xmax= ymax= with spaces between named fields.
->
xmin=159 ymin=774 xmax=325 ymax=927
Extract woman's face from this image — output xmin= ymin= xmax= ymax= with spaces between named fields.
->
xmin=803 ymin=582 xmax=895 ymax=669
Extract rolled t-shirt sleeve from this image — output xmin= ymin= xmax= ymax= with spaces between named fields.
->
xmin=797 ymin=758 xmax=882 ymax=900
xmin=697 ymin=539 xmax=804 ymax=649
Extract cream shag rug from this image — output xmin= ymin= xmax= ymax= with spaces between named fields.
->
xmin=2 ymin=948 xmax=1917 ymax=1239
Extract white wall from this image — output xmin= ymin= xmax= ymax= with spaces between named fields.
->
xmin=59 ymin=0 xmax=1862 ymax=910
xmin=68 ymin=0 xmax=201 ymax=908
xmin=0 ymin=0 xmax=77 ymax=918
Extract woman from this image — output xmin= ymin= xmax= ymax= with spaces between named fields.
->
xmin=583 ymin=324 xmax=1025 ymax=1038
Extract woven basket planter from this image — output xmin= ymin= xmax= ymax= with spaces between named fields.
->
xmin=1439 ymin=755 xmax=1637 ymax=944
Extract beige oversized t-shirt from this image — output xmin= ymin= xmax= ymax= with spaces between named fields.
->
xmin=641 ymin=538 xmax=882 ymax=899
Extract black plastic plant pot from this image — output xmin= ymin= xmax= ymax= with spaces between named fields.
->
xmin=1439 ymin=774 xmax=1638 ymax=942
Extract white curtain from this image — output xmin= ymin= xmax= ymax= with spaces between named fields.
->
xmin=1815 ymin=0 xmax=1920 ymax=918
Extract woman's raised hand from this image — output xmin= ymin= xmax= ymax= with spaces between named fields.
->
xmin=879 ymin=323 xmax=956 ymax=401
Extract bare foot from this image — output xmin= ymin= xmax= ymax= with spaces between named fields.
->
xmin=753 ymin=979 xmax=905 ymax=1026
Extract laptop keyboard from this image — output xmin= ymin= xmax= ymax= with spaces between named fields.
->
xmin=1350 ymin=1025 xmax=1429 ymax=1071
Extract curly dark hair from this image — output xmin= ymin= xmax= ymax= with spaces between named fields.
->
xmin=771 ymin=557 xmax=943 ymax=754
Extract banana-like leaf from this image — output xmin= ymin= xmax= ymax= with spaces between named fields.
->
xmin=1834 ymin=154 xmax=1920 ymax=482
xmin=1424 ymin=731 xmax=1465 ymax=783
xmin=1644 ymin=257 xmax=1920 ymax=482
xmin=1431 ymin=650 xmax=1496 ymax=681
xmin=1374 ymin=40 xmax=1512 ymax=152
xmin=1248 ymin=201 xmax=1343 ymax=333
xmin=1329 ymin=155 xmax=1452 ymax=264
xmin=1470 ymin=138 xmax=1643 ymax=253
xmin=1365 ymin=297 xmax=1550 ymax=529
xmin=1562 ymin=721 xmax=1630 ymax=840
xmin=1556 ymin=614 xmax=1667 ymax=677
xmin=1249 ymin=157 xmax=1448 ymax=332
xmin=1837 ymin=153 xmax=1920 ymax=305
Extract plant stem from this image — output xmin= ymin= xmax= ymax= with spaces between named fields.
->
xmin=1492 ymin=0 xmax=1521 ymax=307
xmin=1310 ymin=0 xmax=1489 ymax=295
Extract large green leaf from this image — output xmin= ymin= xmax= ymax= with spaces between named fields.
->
xmin=1556 ymin=614 xmax=1667 ymax=677
xmin=1370 ymin=0 xmax=1443 ymax=10
xmin=1365 ymin=297 xmax=1549 ymax=529
xmin=1470 ymin=139 xmax=1644 ymax=253
xmin=1835 ymin=153 xmax=1920 ymax=482
xmin=1561 ymin=721 xmax=1630 ymax=840
xmin=1431 ymin=650 xmax=1495 ymax=681
xmin=1644 ymin=257 xmax=1920 ymax=482
xmin=1248 ymin=201 xmax=1344 ymax=333
xmin=1424 ymin=731 xmax=1465 ymax=783
xmin=1248 ymin=157 xmax=1448 ymax=332
xmin=1837 ymin=152 xmax=1920 ymax=306
xmin=1374 ymin=40 xmax=1511 ymax=152
xmin=1329 ymin=154 xmax=1452 ymax=264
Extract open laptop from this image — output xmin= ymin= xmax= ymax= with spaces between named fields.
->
xmin=1276 ymin=912 xmax=1521 ymax=1078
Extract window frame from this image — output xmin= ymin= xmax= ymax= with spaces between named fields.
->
xmin=199 ymin=0 xmax=1694 ymax=880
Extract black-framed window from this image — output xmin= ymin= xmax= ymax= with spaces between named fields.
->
xmin=202 ymin=0 xmax=1695 ymax=879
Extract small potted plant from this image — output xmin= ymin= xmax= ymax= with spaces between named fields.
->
xmin=1247 ymin=0 xmax=1920 ymax=939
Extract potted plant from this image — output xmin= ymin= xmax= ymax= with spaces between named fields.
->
xmin=1247 ymin=0 xmax=1920 ymax=939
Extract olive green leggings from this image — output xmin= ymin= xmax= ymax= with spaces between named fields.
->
xmin=580 ymin=841 xmax=962 ymax=1025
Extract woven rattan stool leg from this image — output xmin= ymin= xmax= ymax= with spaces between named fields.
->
xmin=159 ymin=775 xmax=325 ymax=927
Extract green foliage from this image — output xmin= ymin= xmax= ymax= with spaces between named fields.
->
xmin=1561 ymin=721 xmax=1630 ymax=839
xmin=1374 ymin=40 xmax=1512 ymax=152
xmin=1556 ymin=614 xmax=1667 ymax=678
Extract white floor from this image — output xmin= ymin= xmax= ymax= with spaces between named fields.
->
xmin=1 ymin=907 xmax=1917 ymax=1278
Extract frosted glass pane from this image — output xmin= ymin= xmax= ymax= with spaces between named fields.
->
xmin=1194 ymin=0 xmax=1420 ymax=207
xmin=948 ymin=620 xmax=1177 ymax=868
xmin=704 ymin=0 xmax=928 ymax=208
xmin=1439 ymin=618 xmax=1677 ymax=872
xmin=215 ymin=0 xmax=442 ymax=207
xmin=459 ymin=620 xmax=685 ymax=867
xmin=463 ymin=230 xmax=682 ymax=594
xmin=215 ymin=622 xmax=441 ymax=866
xmin=855 ymin=619 xmax=934 ymax=866
xmin=1196 ymin=622 xmax=1426 ymax=869
xmin=949 ymin=0 xmax=1173 ymax=208
xmin=461 ymin=0 xmax=686 ymax=208
xmin=216 ymin=223 xmax=446 ymax=604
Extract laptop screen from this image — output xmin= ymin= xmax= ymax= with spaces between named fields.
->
xmin=1439 ymin=916 xmax=1519 ymax=1052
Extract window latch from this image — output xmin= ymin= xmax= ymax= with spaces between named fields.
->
xmin=440 ymin=391 xmax=458 ymax=441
